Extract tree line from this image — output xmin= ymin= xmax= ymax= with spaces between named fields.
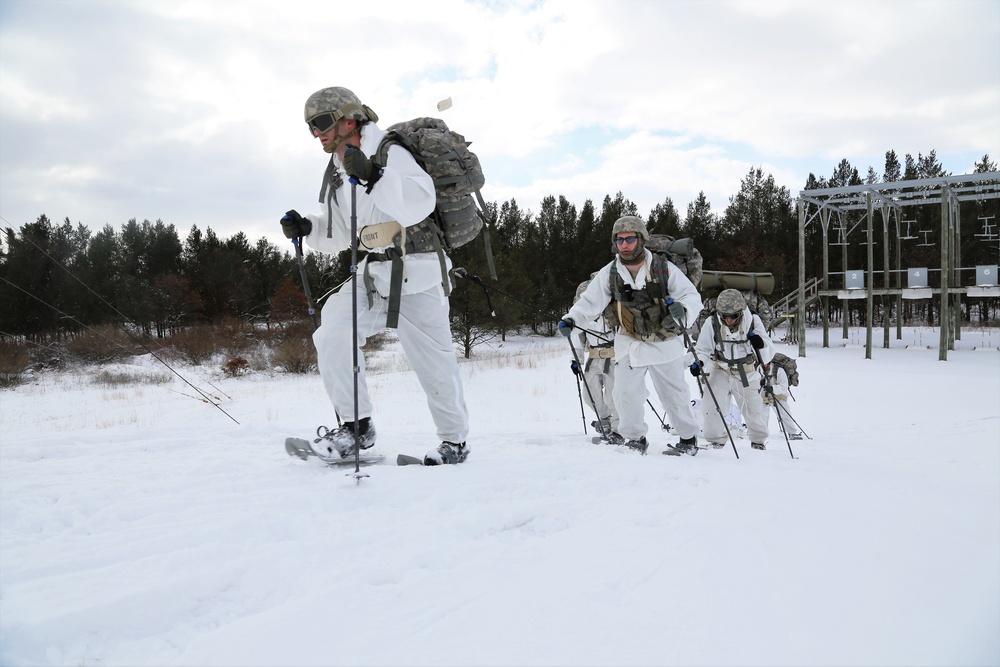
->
xmin=2 ymin=150 xmax=997 ymax=349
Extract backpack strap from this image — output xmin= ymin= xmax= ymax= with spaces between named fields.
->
xmin=650 ymin=252 xmax=670 ymax=303
xmin=710 ymin=314 xmax=757 ymax=387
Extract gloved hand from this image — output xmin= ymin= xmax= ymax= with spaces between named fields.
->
xmin=343 ymin=146 xmax=382 ymax=185
xmin=667 ymin=299 xmax=687 ymax=326
xmin=558 ymin=318 xmax=575 ymax=338
xmin=689 ymin=360 xmax=704 ymax=377
xmin=570 ymin=360 xmax=582 ymax=377
xmin=748 ymin=332 xmax=765 ymax=350
xmin=281 ymin=210 xmax=312 ymax=239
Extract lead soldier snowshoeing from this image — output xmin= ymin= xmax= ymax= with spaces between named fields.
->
xmin=281 ymin=87 xmax=470 ymax=467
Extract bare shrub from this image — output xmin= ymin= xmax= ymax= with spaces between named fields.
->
xmin=0 ymin=338 xmax=31 ymax=388
xmin=221 ymin=356 xmax=250 ymax=377
xmin=167 ymin=324 xmax=220 ymax=365
xmin=273 ymin=337 xmax=317 ymax=373
xmin=66 ymin=324 xmax=136 ymax=364
xmin=217 ymin=317 xmax=257 ymax=357
xmin=363 ymin=331 xmax=395 ymax=352
xmin=245 ymin=348 xmax=273 ymax=372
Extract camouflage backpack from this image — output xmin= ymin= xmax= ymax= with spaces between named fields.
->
xmin=770 ymin=352 xmax=799 ymax=386
xmin=372 ymin=117 xmax=496 ymax=289
xmin=645 ymin=235 xmax=703 ymax=291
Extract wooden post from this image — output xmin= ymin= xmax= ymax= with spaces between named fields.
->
xmin=882 ymin=203 xmax=890 ymax=349
xmin=798 ymin=199 xmax=807 ymax=358
xmin=865 ymin=191 xmax=874 ymax=359
xmin=953 ymin=199 xmax=962 ymax=344
xmin=939 ymin=185 xmax=950 ymax=361
xmin=841 ymin=212 xmax=849 ymax=341
xmin=821 ymin=206 xmax=831 ymax=349
xmin=894 ymin=207 xmax=902 ymax=340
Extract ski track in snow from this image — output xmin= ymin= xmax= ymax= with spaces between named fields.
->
xmin=1 ymin=329 xmax=998 ymax=666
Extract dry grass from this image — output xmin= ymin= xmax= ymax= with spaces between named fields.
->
xmin=91 ymin=370 xmax=172 ymax=388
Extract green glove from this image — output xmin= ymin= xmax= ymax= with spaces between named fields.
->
xmin=343 ymin=146 xmax=381 ymax=184
xmin=667 ymin=299 xmax=687 ymax=326
xmin=281 ymin=210 xmax=312 ymax=239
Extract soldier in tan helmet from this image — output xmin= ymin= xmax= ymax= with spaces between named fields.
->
xmin=560 ymin=216 xmax=703 ymax=455
xmin=280 ymin=87 xmax=470 ymax=466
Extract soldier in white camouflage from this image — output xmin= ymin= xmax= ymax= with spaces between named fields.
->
xmin=571 ymin=277 xmax=622 ymax=443
xmin=280 ymin=87 xmax=470 ymax=466
xmin=692 ymin=289 xmax=774 ymax=450
xmin=560 ymin=216 xmax=703 ymax=455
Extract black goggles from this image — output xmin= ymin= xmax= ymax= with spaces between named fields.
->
xmin=307 ymin=111 xmax=341 ymax=134
xmin=720 ymin=311 xmax=742 ymax=322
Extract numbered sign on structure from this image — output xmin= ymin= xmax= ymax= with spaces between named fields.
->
xmin=907 ymin=268 xmax=928 ymax=288
xmin=845 ymin=271 xmax=864 ymax=289
xmin=976 ymin=265 xmax=998 ymax=286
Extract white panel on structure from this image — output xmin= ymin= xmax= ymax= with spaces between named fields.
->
xmin=907 ymin=268 xmax=929 ymax=288
xmin=975 ymin=265 xmax=998 ymax=286
xmin=902 ymin=288 xmax=933 ymax=300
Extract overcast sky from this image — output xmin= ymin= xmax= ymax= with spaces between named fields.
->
xmin=2 ymin=0 xmax=997 ymax=251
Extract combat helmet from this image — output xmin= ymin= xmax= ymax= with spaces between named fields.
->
xmin=610 ymin=216 xmax=648 ymax=262
xmin=716 ymin=289 xmax=747 ymax=329
xmin=303 ymin=87 xmax=378 ymax=134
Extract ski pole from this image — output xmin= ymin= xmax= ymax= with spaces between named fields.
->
xmin=349 ymin=176 xmax=363 ymax=476
xmin=774 ymin=396 xmax=811 ymax=440
xmin=571 ymin=360 xmax=588 ymax=435
xmin=668 ymin=300 xmax=738 ymax=459
xmin=293 ymin=237 xmax=320 ymax=331
xmin=646 ymin=399 xmax=669 ymax=431
xmin=293 ymin=234 xmax=343 ymax=428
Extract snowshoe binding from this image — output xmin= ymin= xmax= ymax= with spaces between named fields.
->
xmin=424 ymin=441 xmax=470 ymax=466
xmin=316 ymin=419 xmax=377 ymax=458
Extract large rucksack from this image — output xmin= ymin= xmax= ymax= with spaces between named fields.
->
xmin=770 ymin=352 xmax=799 ymax=386
xmin=372 ymin=117 xmax=496 ymax=288
xmin=699 ymin=271 xmax=775 ymax=331
xmin=645 ymin=234 xmax=703 ymax=290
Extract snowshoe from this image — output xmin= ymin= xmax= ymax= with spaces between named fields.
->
xmin=663 ymin=436 xmax=699 ymax=457
xmin=623 ymin=436 xmax=648 ymax=454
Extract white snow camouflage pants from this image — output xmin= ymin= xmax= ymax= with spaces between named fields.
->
xmin=313 ymin=281 xmax=469 ymax=444
xmin=612 ymin=352 xmax=699 ymax=441
xmin=702 ymin=370 xmax=769 ymax=445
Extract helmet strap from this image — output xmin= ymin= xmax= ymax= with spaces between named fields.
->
xmin=617 ymin=239 xmax=646 ymax=265
xmin=323 ymin=125 xmax=361 ymax=155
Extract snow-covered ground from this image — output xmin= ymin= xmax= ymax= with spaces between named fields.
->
xmin=1 ymin=326 xmax=998 ymax=667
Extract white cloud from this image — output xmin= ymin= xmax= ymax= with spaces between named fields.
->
xmin=0 ymin=0 xmax=996 ymax=240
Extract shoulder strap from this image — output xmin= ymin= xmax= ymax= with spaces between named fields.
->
xmin=649 ymin=252 xmax=670 ymax=303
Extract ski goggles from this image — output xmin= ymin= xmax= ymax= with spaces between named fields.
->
xmin=720 ymin=311 xmax=742 ymax=324
xmin=614 ymin=235 xmax=639 ymax=245
xmin=306 ymin=111 xmax=343 ymax=134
